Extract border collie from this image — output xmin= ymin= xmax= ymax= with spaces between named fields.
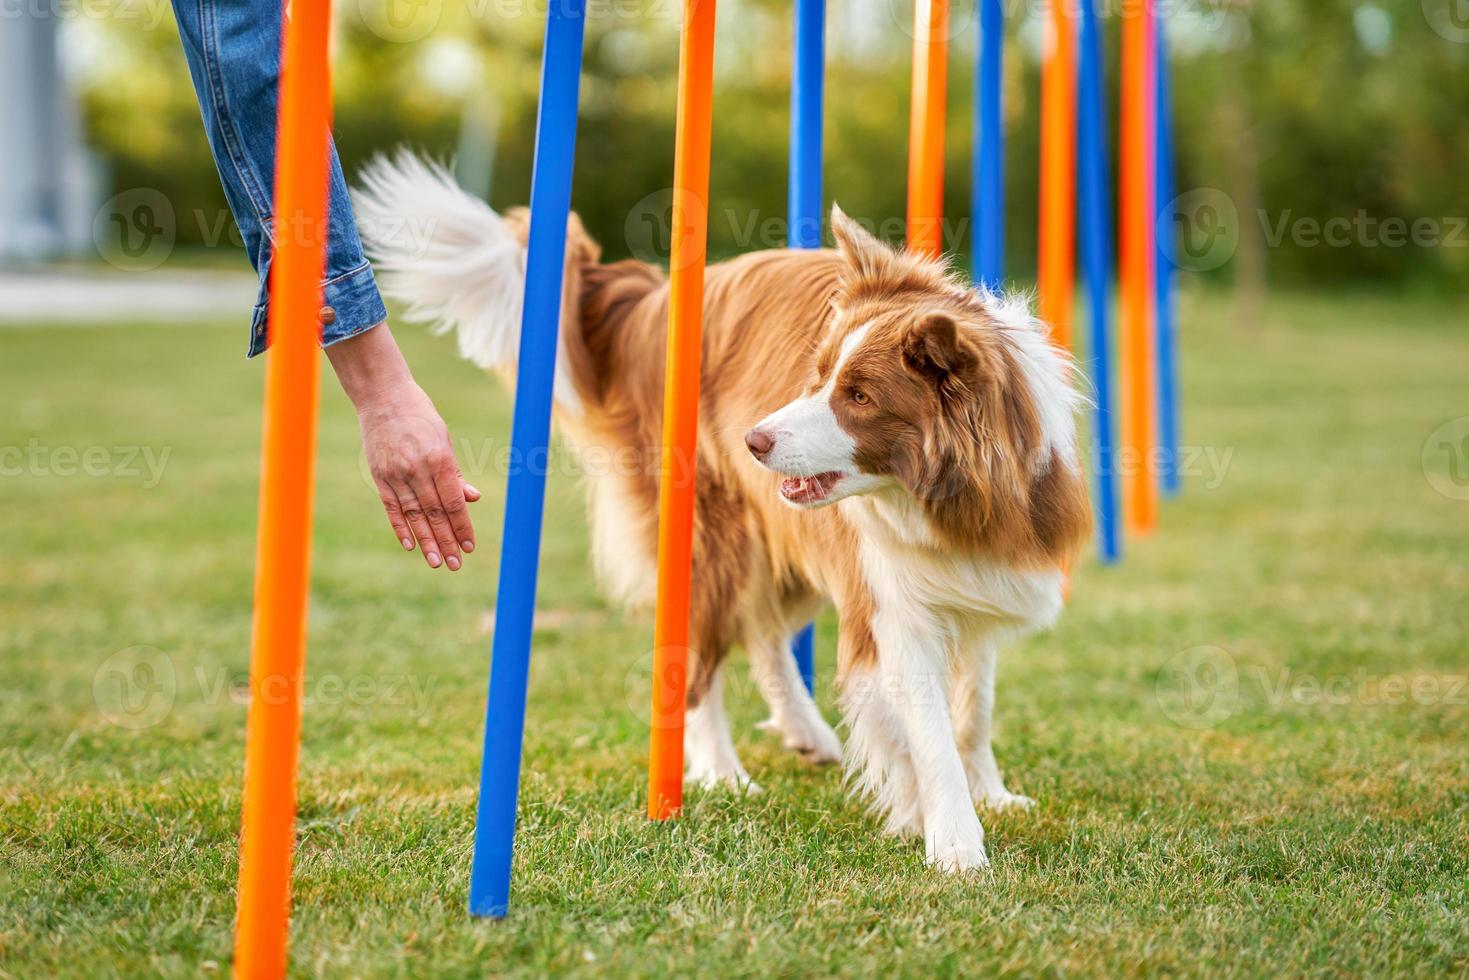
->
xmin=356 ymin=153 xmax=1090 ymax=871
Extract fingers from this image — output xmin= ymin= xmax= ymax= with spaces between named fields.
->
xmin=387 ymin=475 xmax=479 ymax=570
xmin=408 ymin=473 xmax=463 ymax=571
xmin=377 ymin=481 xmax=416 ymax=552
xmin=391 ymin=482 xmax=448 ymax=570
xmin=434 ymin=462 xmax=477 ymax=556
xmin=359 ymin=399 xmax=480 ymax=571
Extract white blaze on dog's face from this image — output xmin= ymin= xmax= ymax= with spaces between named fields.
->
xmin=744 ymin=304 xmax=996 ymax=511
xmin=743 ymin=322 xmax=892 ymax=508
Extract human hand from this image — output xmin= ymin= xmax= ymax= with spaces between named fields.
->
xmin=325 ymin=322 xmax=479 ymax=571
xmin=356 ymin=382 xmax=480 ymax=570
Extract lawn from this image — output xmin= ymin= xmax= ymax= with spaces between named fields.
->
xmin=2 ymin=288 xmax=1467 ymax=977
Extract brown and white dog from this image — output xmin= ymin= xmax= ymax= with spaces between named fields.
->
xmin=356 ymin=153 xmax=1091 ymax=871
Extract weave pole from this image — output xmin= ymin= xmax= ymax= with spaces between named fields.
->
xmin=791 ymin=622 xmax=816 ymax=695
xmin=787 ymin=0 xmax=824 ymax=694
xmin=468 ymin=0 xmax=587 ymax=918
xmin=1077 ymin=0 xmax=1119 ymax=563
xmin=1154 ymin=13 xmax=1180 ymax=498
xmin=231 ymin=0 xmax=332 ymax=972
xmin=972 ymin=0 xmax=1003 ymax=288
xmin=907 ymin=0 xmax=949 ymax=256
xmin=1119 ymin=0 xmax=1157 ymax=535
xmin=789 ymin=0 xmax=824 ymax=253
xmin=1037 ymin=0 xmax=1076 ymax=349
xmin=648 ymin=0 xmax=718 ymax=821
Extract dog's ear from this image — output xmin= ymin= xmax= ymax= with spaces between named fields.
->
xmin=831 ymin=203 xmax=959 ymax=305
xmin=902 ymin=312 xmax=978 ymax=383
xmin=830 ymin=204 xmax=897 ymax=279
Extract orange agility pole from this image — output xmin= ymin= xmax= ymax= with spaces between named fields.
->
xmin=1119 ymin=0 xmax=1157 ymax=534
xmin=648 ymin=0 xmax=718 ymax=821
xmin=231 ymin=0 xmax=333 ymax=974
xmin=906 ymin=0 xmax=949 ymax=256
xmin=1038 ymin=0 xmax=1077 ymax=350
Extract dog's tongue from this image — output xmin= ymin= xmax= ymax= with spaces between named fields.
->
xmin=780 ymin=472 xmax=841 ymax=504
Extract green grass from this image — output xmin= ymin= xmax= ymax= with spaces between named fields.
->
xmin=3 ymin=289 xmax=1468 ymax=977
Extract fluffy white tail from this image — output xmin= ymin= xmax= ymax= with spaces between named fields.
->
xmin=353 ymin=150 xmax=582 ymax=410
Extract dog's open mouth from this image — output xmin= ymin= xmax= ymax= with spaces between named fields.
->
xmin=780 ymin=471 xmax=843 ymax=505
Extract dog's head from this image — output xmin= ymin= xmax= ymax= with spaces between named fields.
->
xmin=745 ymin=206 xmax=1091 ymax=561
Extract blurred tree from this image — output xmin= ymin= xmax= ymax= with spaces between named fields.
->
xmin=72 ymin=0 xmax=1469 ymax=290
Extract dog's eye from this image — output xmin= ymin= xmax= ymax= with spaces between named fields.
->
xmin=851 ymin=389 xmax=871 ymax=406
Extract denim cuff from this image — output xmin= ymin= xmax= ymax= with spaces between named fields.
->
xmin=246 ymin=260 xmax=390 ymax=358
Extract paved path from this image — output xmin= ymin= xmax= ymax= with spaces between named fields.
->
xmin=0 ymin=269 xmax=258 ymax=324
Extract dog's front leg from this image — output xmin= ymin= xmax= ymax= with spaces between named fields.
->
xmin=952 ymin=642 xmax=1035 ymax=811
xmin=871 ymin=610 xmax=989 ymax=873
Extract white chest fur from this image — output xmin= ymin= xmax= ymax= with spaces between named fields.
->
xmin=844 ymin=491 xmax=1065 ymax=646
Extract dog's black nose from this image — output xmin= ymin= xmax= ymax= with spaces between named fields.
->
xmin=745 ymin=428 xmax=775 ymax=460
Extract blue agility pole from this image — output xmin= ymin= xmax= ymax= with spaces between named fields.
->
xmin=790 ymin=627 xmax=815 ymax=694
xmin=972 ymin=0 xmax=1004 ymax=289
xmin=468 ymin=0 xmax=586 ymax=919
xmin=787 ymin=0 xmax=824 ymax=693
xmin=1078 ymin=0 xmax=1120 ymax=563
xmin=789 ymin=0 xmax=824 ymax=251
xmin=1154 ymin=13 xmax=1180 ymax=497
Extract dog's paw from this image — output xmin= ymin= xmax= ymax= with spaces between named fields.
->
xmin=976 ymin=790 xmax=1036 ymax=812
xmin=756 ymin=712 xmax=843 ymax=766
xmin=927 ymin=841 xmax=991 ymax=874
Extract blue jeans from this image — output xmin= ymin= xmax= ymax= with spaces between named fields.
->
xmin=171 ymin=0 xmax=387 ymax=357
